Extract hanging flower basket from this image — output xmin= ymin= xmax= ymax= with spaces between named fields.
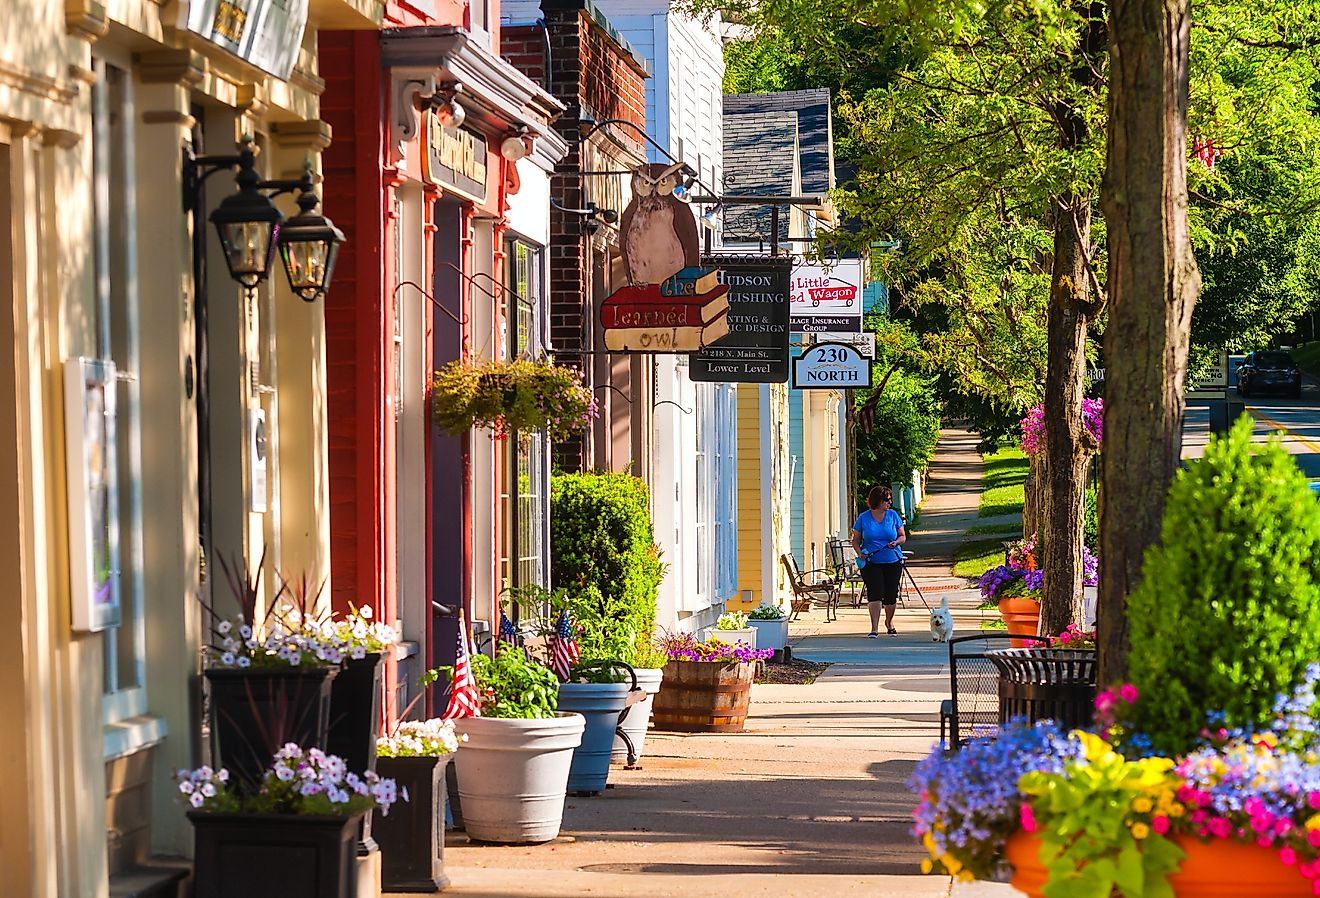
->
xmin=431 ymin=357 xmax=598 ymax=440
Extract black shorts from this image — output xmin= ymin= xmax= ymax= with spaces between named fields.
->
xmin=860 ymin=561 xmax=902 ymax=605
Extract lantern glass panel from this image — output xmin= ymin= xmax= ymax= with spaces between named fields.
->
xmin=217 ymin=220 xmax=277 ymax=286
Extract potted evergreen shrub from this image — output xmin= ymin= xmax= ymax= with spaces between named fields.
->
xmin=913 ymin=419 xmax=1320 ymax=897
xmin=180 ymin=745 xmax=400 ymax=898
xmin=451 ymin=642 xmax=585 ymax=844
xmin=549 ymin=472 xmax=667 ymax=765
xmin=746 ymin=603 xmax=789 ymax=657
xmin=374 ymin=717 xmax=460 ymax=893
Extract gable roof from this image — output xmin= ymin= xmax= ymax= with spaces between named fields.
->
xmin=723 ymin=89 xmax=833 ymax=194
xmin=722 ymin=111 xmax=798 ymax=243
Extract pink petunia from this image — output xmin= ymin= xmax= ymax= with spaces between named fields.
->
xmin=1308 ymin=829 xmax=1320 ymax=848
xmin=1152 ymin=815 xmax=1170 ymax=835
xmin=1282 ymin=847 xmax=1299 ymax=866
xmin=1095 ymin=690 xmax=1117 ymax=714
xmin=1020 ymin=802 xmax=1038 ymax=834
xmin=1208 ymin=817 xmax=1232 ymax=839
xmin=1302 ymin=862 xmax=1317 ymax=880
xmin=1309 ymin=792 xmax=1320 ymax=810
xmin=1118 ymin=683 xmax=1139 ymax=703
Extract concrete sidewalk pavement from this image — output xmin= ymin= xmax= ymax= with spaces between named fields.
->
xmin=424 ymin=426 xmax=1016 ymax=898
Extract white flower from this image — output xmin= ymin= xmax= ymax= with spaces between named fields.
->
xmin=360 ymin=606 xmax=373 ymax=620
xmin=288 ymin=651 xmax=302 ymax=666
xmin=178 ymin=780 xmax=194 ymax=794
xmin=239 ymin=624 xmax=252 ymax=639
xmin=275 ymin=764 xmax=296 ymax=782
xmin=350 ymin=645 xmax=366 ymax=661
xmin=220 ymin=652 xmax=235 ymax=666
xmin=236 ymin=656 xmax=251 ymax=668
xmin=217 ymin=769 xmax=230 ymax=783
xmin=217 ymin=620 xmax=233 ymax=635
xmin=189 ymin=791 xmax=206 ymax=808
xmin=299 ymin=781 xmax=322 ymax=797
xmin=201 ymin=782 xmax=217 ymax=797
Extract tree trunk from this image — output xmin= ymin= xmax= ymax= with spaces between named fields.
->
xmin=1098 ymin=0 xmax=1201 ymax=684
xmin=1039 ymin=197 xmax=1092 ymax=637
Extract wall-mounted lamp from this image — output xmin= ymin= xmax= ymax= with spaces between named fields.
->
xmin=500 ymin=126 xmax=531 ymax=162
xmin=184 ymin=143 xmax=346 ymax=302
xmin=672 ymin=169 xmax=698 ymax=203
xmin=432 ymin=82 xmax=466 ymax=129
xmin=700 ymin=203 xmax=723 ymax=230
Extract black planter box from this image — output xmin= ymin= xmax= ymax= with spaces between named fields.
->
xmin=188 ymin=811 xmax=363 ymax=898
xmin=204 ymin=667 xmax=337 ymax=793
xmin=375 ymin=755 xmax=451 ymax=892
xmin=326 ymin=653 xmax=384 ymax=854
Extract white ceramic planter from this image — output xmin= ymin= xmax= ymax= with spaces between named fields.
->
xmin=747 ymin=617 xmax=788 ymax=651
xmin=452 ymin=712 xmax=585 ymax=844
xmin=709 ymin=627 xmax=757 ymax=649
xmin=611 ymin=667 xmax=664 ymax=765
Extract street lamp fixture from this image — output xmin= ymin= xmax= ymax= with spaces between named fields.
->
xmin=185 ymin=142 xmax=346 ymax=301
xmin=278 ymin=179 xmax=345 ymax=302
xmin=208 ymin=147 xmax=283 ymax=288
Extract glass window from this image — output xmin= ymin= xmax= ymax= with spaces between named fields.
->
xmin=504 ymin=241 xmax=547 ymax=592
xmin=92 ymin=58 xmax=146 ymax=718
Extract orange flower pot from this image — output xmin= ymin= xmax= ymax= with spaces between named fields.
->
xmin=997 ymin=597 xmax=1042 ymax=648
xmin=1005 ymin=831 xmax=1312 ymax=897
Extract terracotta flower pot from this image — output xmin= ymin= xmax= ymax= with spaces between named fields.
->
xmin=1005 ymin=830 xmax=1313 ymax=897
xmin=997 ymin=597 xmax=1042 ymax=648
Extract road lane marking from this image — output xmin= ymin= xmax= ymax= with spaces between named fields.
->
xmin=1248 ymin=407 xmax=1320 ymax=455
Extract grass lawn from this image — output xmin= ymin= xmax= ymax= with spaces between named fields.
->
xmin=980 ymin=446 xmax=1029 ymax=518
xmin=1294 ymin=342 xmax=1320 ymax=378
xmin=952 ymin=537 xmax=1008 ymax=579
xmin=966 ymin=520 xmax=1023 ymax=537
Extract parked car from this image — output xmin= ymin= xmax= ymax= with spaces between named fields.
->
xmin=1237 ymin=350 xmax=1302 ymax=398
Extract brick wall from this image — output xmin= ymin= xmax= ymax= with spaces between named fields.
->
xmin=503 ymin=9 xmax=647 ymax=472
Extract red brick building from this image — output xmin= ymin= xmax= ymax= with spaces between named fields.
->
xmin=320 ymin=2 xmax=567 ymax=718
xmin=504 ymin=0 xmax=653 ymax=474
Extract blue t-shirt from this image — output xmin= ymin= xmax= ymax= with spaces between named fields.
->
xmin=853 ymin=509 xmax=905 ymax=566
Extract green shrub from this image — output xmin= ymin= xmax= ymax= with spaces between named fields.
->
xmin=856 ymin=369 xmax=942 ymax=491
xmin=1125 ymin=416 xmax=1320 ymax=756
xmin=551 ymin=472 xmax=665 ymax=666
xmin=1083 ymin=485 xmax=1098 ymax=551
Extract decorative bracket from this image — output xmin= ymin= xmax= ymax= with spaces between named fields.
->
xmin=390 ymin=67 xmax=437 ymax=154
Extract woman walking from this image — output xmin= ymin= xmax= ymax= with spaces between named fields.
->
xmin=851 ymin=485 xmax=906 ymax=637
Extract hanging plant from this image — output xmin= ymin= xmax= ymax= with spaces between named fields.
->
xmin=431 ymin=357 xmax=598 ymax=440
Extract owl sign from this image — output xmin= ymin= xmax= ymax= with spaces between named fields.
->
xmin=599 ymin=163 xmax=728 ymax=353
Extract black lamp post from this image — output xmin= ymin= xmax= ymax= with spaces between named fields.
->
xmin=208 ymin=147 xmax=284 ymax=288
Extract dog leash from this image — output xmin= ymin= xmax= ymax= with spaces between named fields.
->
xmin=861 ymin=548 xmax=934 ymax=611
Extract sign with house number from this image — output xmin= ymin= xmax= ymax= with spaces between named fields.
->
xmin=791 ymin=342 xmax=872 ymax=390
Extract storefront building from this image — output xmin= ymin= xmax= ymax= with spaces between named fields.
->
xmin=1 ymin=0 xmax=381 ymax=893
xmin=320 ymin=3 xmax=566 ymax=710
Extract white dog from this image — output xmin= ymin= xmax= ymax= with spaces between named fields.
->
xmin=929 ymin=596 xmax=954 ymax=643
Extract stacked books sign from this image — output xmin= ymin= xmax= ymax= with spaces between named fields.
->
xmin=600 ymin=267 xmax=729 ymax=352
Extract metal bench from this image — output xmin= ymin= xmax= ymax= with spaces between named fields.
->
xmin=941 ymin=632 xmax=1048 ymax=751
xmin=781 ymin=553 xmax=841 ymax=622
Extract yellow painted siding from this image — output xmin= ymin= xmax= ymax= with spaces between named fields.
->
xmin=734 ymin=386 xmax=763 ymax=610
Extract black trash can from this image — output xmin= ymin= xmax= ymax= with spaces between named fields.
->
xmin=989 ymin=648 xmax=1097 ymax=731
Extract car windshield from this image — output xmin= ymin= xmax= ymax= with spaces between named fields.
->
xmin=1256 ymin=352 xmax=1295 ymax=368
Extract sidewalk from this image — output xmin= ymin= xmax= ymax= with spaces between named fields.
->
xmin=424 ymin=427 xmax=1013 ymax=897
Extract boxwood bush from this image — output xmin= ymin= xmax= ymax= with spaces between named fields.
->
xmin=1125 ymin=416 xmax=1320 ymax=755
xmin=550 ymin=472 xmax=665 ymax=665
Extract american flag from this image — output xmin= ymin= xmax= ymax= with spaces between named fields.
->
xmin=548 ymin=609 xmax=581 ymax=682
xmin=499 ymin=610 xmax=519 ymax=643
xmin=442 ymin=612 xmax=481 ymax=720
xmin=1193 ymin=136 xmax=1223 ymax=172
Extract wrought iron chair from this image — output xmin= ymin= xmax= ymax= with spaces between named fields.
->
xmin=941 ymin=632 xmax=1049 ymax=752
xmin=826 ymin=538 xmax=865 ymax=607
xmin=781 ymin=553 xmax=841 ymax=622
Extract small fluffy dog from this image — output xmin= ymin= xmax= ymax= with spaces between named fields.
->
xmin=929 ymin=596 xmax=954 ymax=643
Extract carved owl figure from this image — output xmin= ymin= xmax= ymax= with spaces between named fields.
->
xmin=618 ymin=162 xmax=700 ymax=286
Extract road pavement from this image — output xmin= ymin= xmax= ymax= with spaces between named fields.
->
xmin=411 ymin=427 xmax=1012 ymax=898
xmin=1185 ymin=380 xmax=1320 ymax=476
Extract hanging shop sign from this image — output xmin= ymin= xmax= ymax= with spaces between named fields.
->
xmin=423 ymin=118 xmax=489 ymax=204
xmin=689 ymin=256 xmax=792 ymax=383
xmin=185 ymin=0 xmax=309 ymax=80
xmin=790 ymin=259 xmax=863 ymax=333
xmin=600 ymin=163 xmax=728 ymax=352
xmin=792 ymin=341 xmax=873 ymax=390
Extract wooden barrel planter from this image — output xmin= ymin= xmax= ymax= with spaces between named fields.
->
xmin=651 ymin=660 xmax=755 ymax=733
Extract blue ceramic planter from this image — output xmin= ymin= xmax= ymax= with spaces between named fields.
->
xmin=556 ymin=682 xmax=630 ymax=794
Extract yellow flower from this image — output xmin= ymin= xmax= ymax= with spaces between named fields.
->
xmin=922 ymin=832 xmax=938 ymax=853
xmin=1075 ymin=731 xmax=1120 ymax=765
xmin=1131 ymin=822 xmax=1150 ymax=840
xmin=1132 ymin=797 xmax=1154 ymax=814
xmin=942 ymin=854 xmax=963 ymax=876
xmin=1306 ymin=815 xmax=1320 ymax=832
xmin=958 ymin=870 xmax=975 ymax=882
xmin=1168 ymin=804 xmax=1186 ymax=818
xmin=920 ymin=859 xmax=933 ymax=874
